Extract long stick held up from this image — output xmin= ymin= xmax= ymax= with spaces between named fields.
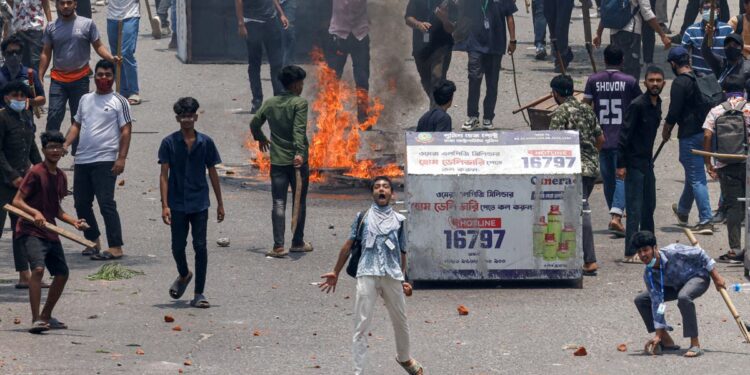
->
xmin=115 ymin=20 xmax=123 ymax=92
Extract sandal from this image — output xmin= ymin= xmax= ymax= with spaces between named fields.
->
xmin=82 ymin=246 xmax=100 ymax=256
xmin=48 ymin=317 xmax=68 ymax=330
xmin=128 ymin=94 xmax=142 ymax=105
xmin=90 ymin=251 xmax=123 ymax=260
xmin=290 ymin=241 xmax=314 ymax=253
xmin=652 ymin=343 xmax=681 ymax=355
xmin=169 ymin=272 xmax=193 ymax=299
xmin=15 ymin=281 xmax=50 ymax=289
xmin=622 ymin=255 xmax=642 ymax=264
xmin=190 ymin=294 xmax=210 ymax=308
xmin=684 ymin=346 xmax=704 ymax=357
xmin=29 ymin=320 xmax=50 ymax=334
xmin=718 ymin=251 xmax=743 ymax=264
xmin=266 ymin=247 xmax=288 ymax=258
xmin=397 ymin=358 xmax=424 ymax=375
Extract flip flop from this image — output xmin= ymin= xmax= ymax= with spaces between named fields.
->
xmin=718 ymin=252 xmax=743 ymax=264
xmin=582 ymin=269 xmax=598 ymax=276
xmin=90 ymin=251 xmax=123 ymax=260
xmin=82 ymin=246 xmax=100 ymax=256
xmin=48 ymin=317 xmax=68 ymax=330
xmin=190 ymin=294 xmax=210 ymax=308
xmin=622 ymin=255 xmax=642 ymax=264
xmin=266 ymin=247 xmax=288 ymax=258
xmin=396 ymin=358 xmax=424 ymax=375
xmin=15 ymin=281 xmax=51 ymax=289
xmin=684 ymin=346 xmax=704 ymax=357
xmin=28 ymin=320 xmax=50 ymax=334
xmin=169 ymin=272 xmax=192 ymax=299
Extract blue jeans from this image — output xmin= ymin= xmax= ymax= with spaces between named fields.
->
xmin=46 ymin=76 xmax=90 ymax=133
xmin=107 ymin=17 xmax=140 ymax=98
xmin=625 ymin=167 xmax=656 ymax=256
xmin=171 ymin=209 xmax=208 ymax=295
xmin=599 ymin=149 xmax=626 ymax=216
xmin=532 ymin=0 xmax=546 ymax=48
xmin=281 ymin=0 xmax=297 ymax=66
xmin=677 ymin=132 xmax=712 ymax=224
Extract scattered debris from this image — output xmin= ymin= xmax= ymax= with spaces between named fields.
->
xmin=253 ymin=329 xmax=262 ymax=336
xmin=88 ymin=314 xmax=99 ymax=319
xmin=225 ymin=170 xmax=235 ymax=175
xmin=617 ymin=344 xmax=627 ymax=352
xmin=135 ymin=348 xmax=145 ymax=355
xmin=172 ymin=325 xmax=182 ymax=332
xmin=573 ymin=347 xmax=588 ymax=356
xmin=96 ymin=349 xmax=111 ymax=354
xmin=86 ymin=264 xmax=144 ymax=281
xmin=457 ymin=305 xmax=469 ymax=316
xmin=562 ymin=344 xmax=579 ymax=350
xmin=71 ymin=341 xmax=83 ymax=345
xmin=217 ymin=238 xmax=230 ymax=247
xmin=13 ymin=318 xmax=20 ymax=324
xmin=164 ymin=315 xmax=175 ymax=323
xmin=118 ymin=180 xmax=125 ymax=186
xmin=184 ymin=360 xmax=192 ymax=366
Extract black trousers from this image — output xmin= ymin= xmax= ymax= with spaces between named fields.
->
xmin=1 ymin=185 xmax=24 ymax=271
xmin=582 ymin=177 xmax=596 ymax=264
xmin=325 ymin=34 xmax=371 ymax=122
xmin=466 ymin=51 xmax=501 ymax=120
xmin=414 ymin=45 xmax=452 ymax=108
xmin=73 ymin=162 xmax=124 ymax=248
xmin=718 ymin=163 xmax=746 ymax=251
xmin=544 ymin=0 xmax=574 ymax=54
xmin=245 ymin=20 xmax=284 ymax=106
xmin=171 ymin=209 xmax=208 ymax=295
xmin=270 ymin=163 xmax=309 ymax=248
xmin=625 ymin=166 xmax=656 ymax=256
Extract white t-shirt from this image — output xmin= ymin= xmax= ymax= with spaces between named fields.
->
xmin=107 ymin=0 xmax=140 ymax=20
xmin=74 ymin=92 xmax=132 ymax=165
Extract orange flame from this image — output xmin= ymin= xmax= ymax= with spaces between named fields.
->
xmin=244 ymin=134 xmax=270 ymax=176
xmin=246 ymin=47 xmax=403 ymax=183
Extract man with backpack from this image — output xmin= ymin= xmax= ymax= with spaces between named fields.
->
xmin=702 ymin=74 xmax=748 ymax=265
xmin=701 ymin=32 xmax=750 ymax=85
xmin=662 ymin=47 xmax=715 ymax=234
xmin=319 ymin=176 xmax=424 ymax=375
xmin=594 ymin=0 xmax=671 ymax=80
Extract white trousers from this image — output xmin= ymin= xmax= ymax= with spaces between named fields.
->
xmin=352 ymin=275 xmax=411 ymax=375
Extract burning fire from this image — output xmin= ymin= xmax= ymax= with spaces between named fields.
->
xmin=246 ymin=47 xmax=403 ymax=183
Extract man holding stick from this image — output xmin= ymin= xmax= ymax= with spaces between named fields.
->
xmin=632 ymin=230 xmax=727 ymax=357
xmin=250 ymin=65 xmax=311 ymax=258
xmin=106 ymin=0 xmax=141 ymax=105
xmin=13 ymin=130 xmax=86 ymax=334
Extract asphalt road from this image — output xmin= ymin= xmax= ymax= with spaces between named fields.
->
xmin=1 ymin=1 xmax=750 ymax=374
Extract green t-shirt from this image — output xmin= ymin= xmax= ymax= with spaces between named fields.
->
xmin=249 ymin=93 xmax=309 ymax=166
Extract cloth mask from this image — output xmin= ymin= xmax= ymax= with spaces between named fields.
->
xmin=9 ymin=99 xmax=25 ymax=112
xmin=95 ymin=77 xmax=114 ymax=92
xmin=646 ymin=257 xmax=657 ymax=268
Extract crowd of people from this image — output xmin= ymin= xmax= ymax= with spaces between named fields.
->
xmin=2 ymin=0 xmax=750 ymax=373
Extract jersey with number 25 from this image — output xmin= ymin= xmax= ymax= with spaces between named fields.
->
xmin=584 ymin=70 xmax=642 ymax=150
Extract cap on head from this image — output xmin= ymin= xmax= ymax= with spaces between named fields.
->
xmin=725 ymin=33 xmax=744 ymax=48
xmin=667 ymin=46 xmax=689 ymax=63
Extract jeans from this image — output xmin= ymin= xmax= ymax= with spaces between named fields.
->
xmin=270 ymin=164 xmax=309 ymax=248
xmin=718 ymin=163 xmax=746 ymax=251
xmin=677 ymin=132 xmax=712 ymax=224
xmin=679 ymin=0 xmax=729 ymax=37
xmin=156 ymin=0 xmax=176 ymax=30
xmin=107 ymin=17 xmax=140 ymax=98
xmin=532 ymin=0 xmax=546 ymax=48
xmin=625 ymin=166 xmax=656 ymax=256
xmin=46 ymin=77 xmax=90 ymax=133
xmin=73 ymin=161 xmax=124 ymax=248
xmin=76 ymin=0 xmax=91 ymax=18
xmin=544 ymin=0 xmax=573 ymax=54
xmin=599 ymin=149 xmax=626 ymax=216
xmin=582 ymin=177 xmax=597 ymax=264
xmin=634 ymin=276 xmax=709 ymax=338
xmin=414 ymin=45 xmax=452 ymax=108
xmin=611 ymin=31 xmax=642 ymax=80
xmin=245 ymin=20 xmax=284 ymax=106
xmin=16 ymin=29 xmax=43 ymax=70
xmin=641 ymin=0 xmax=657 ymax=64
xmin=353 ymin=276 xmax=411 ymax=375
xmin=466 ymin=51 xmax=501 ymax=120
xmin=281 ymin=0 xmax=297 ymax=66
xmin=326 ymin=34 xmax=370 ymax=122
xmin=0 ymin=185 xmax=24 ymax=271
xmin=170 ymin=209 xmax=208 ymax=295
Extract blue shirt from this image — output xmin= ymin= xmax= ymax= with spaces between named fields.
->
xmin=682 ymin=21 xmax=732 ymax=76
xmin=643 ymin=244 xmax=716 ymax=330
xmin=349 ymin=209 xmax=406 ymax=281
xmin=158 ymin=130 xmax=222 ymax=214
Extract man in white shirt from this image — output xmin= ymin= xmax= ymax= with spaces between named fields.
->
xmin=63 ymin=59 xmax=132 ymax=260
xmin=107 ymin=0 xmax=140 ymax=104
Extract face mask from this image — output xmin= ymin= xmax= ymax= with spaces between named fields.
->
xmin=646 ymin=256 xmax=657 ymax=268
xmin=702 ymin=9 xmax=712 ymax=22
xmin=4 ymin=54 xmax=20 ymax=71
xmin=726 ymin=47 xmax=743 ymax=60
xmin=95 ymin=77 xmax=114 ymax=92
xmin=9 ymin=99 xmax=25 ymax=112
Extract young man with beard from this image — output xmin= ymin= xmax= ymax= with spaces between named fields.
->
xmin=159 ymin=97 xmax=224 ymax=309
xmin=548 ymin=74 xmax=604 ymax=275
xmin=631 ymin=231 xmax=727 ymax=357
xmin=39 ymin=0 xmax=119 ymax=133
xmin=250 ymin=65 xmax=312 ymax=258
xmin=13 ymin=130 xmax=87 ymax=334
xmin=663 ymin=47 xmax=714 ymax=234
xmin=319 ymin=176 xmax=423 ymax=375
xmin=583 ymin=44 xmax=642 ymax=237
xmin=617 ymin=66 xmax=666 ymax=262
xmin=63 ymin=59 xmax=132 ymax=260
xmin=0 ymin=80 xmax=42 ymax=289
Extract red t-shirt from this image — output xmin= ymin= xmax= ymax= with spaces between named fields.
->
xmin=15 ymin=163 xmax=68 ymax=242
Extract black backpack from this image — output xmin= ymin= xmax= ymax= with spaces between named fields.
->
xmin=346 ymin=209 xmax=368 ymax=278
xmin=714 ymin=100 xmax=748 ymax=164
xmin=601 ymin=0 xmax=640 ymax=30
xmin=736 ymin=14 xmax=745 ymax=35
xmin=687 ymin=72 xmax=725 ymax=119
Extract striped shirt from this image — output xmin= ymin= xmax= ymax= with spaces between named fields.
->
xmin=682 ymin=21 xmax=732 ymax=76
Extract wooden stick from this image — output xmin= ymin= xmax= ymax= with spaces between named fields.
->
xmin=116 ymin=20 xmax=123 ymax=92
xmin=719 ymin=288 xmax=750 ymax=343
xmin=683 ymin=227 xmax=750 ymax=343
xmin=513 ymin=91 xmax=585 ymax=114
xmin=291 ymin=168 xmax=302 ymax=235
xmin=3 ymin=204 xmax=96 ymax=248
xmin=691 ymin=149 xmax=748 ymax=160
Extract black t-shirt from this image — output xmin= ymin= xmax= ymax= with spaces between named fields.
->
xmin=243 ymin=0 xmax=276 ymax=21
xmin=417 ymin=108 xmax=452 ymax=132
xmin=405 ymin=0 xmax=456 ymax=58
xmin=665 ymin=73 xmax=705 ymax=139
xmin=453 ymin=0 xmax=517 ymax=55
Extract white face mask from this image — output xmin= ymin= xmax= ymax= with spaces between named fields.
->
xmin=702 ymin=9 xmax=713 ymax=22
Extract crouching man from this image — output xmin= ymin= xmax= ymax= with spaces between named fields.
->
xmin=632 ymin=230 xmax=727 ymax=357
xmin=319 ymin=176 xmax=424 ymax=375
